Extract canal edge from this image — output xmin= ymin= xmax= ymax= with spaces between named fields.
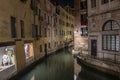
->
xmin=76 ymin=56 xmax=120 ymax=79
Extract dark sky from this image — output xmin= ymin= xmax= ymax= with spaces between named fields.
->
xmin=51 ymin=0 xmax=74 ymax=7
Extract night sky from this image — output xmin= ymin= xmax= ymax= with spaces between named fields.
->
xmin=51 ymin=0 xmax=74 ymax=7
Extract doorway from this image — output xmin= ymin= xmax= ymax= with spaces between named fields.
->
xmin=91 ymin=40 xmax=97 ymax=56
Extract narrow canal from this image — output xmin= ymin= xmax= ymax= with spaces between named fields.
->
xmin=18 ymin=48 xmax=119 ymax=80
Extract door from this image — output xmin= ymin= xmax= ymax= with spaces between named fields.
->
xmin=91 ymin=40 xmax=97 ymax=56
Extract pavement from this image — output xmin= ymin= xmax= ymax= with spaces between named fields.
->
xmin=77 ymin=54 xmax=120 ymax=78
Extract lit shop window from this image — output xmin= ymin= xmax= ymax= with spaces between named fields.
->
xmin=0 ymin=45 xmax=16 ymax=79
xmin=0 ymin=46 xmax=16 ymax=69
xmin=24 ymin=43 xmax=34 ymax=60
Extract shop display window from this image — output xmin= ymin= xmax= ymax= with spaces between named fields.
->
xmin=24 ymin=43 xmax=34 ymax=60
xmin=0 ymin=45 xmax=16 ymax=71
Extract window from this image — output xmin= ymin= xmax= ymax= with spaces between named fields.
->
xmin=48 ymin=29 xmax=50 ymax=37
xmin=56 ymin=7 xmax=60 ymax=15
xmin=35 ymin=6 xmax=38 ymax=15
xmin=20 ymin=20 xmax=25 ymax=38
xmin=38 ymin=9 xmax=41 ymax=20
xmin=54 ymin=29 xmax=56 ymax=37
xmin=20 ymin=0 xmax=27 ymax=3
xmin=54 ymin=42 xmax=56 ymax=47
xmin=59 ymin=30 xmax=61 ymax=36
xmin=39 ymin=25 xmax=41 ymax=37
xmin=48 ymin=16 xmax=50 ymax=24
xmin=44 ymin=28 xmax=47 ymax=37
xmin=44 ymin=14 xmax=46 ymax=21
xmin=91 ymin=0 xmax=96 ymax=8
xmin=30 ymin=0 xmax=34 ymax=10
xmin=66 ymin=23 xmax=69 ymax=26
xmin=81 ymin=14 xmax=87 ymax=24
xmin=110 ymin=0 xmax=114 ymax=1
xmin=101 ymin=0 xmax=109 ymax=4
xmin=32 ymin=24 xmax=38 ymax=38
xmin=24 ymin=43 xmax=34 ymax=62
xmin=41 ymin=26 xmax=44 ymax=37
xmin=103 ymin=20 xmax=119 ymax=31
xmin=80 ymin=27 xmax=88 ymax=36
xmin=51 ymin=16 xmax=52 ymax=25
xmin=80 ymin=1 xmax=87 ymax=9
xmin=35 ymin=25 xmax=38 ymax=38
xmin=55 ymin=29 xmax=58 ymax=36
xmin=0 ymin=44 xmax=16 ymax=79
xmin=11 ymin=16 xmax=16 ymax=38
xmin=40 ymin=45 xmax=42 ymax=52
xmin=102 ymin=35 xmax=119 ymax=51
xmin=48 ymin=43 xmax=50 ymax=48
xmin=102 ymin=20 xmax=119 ymax=51
xmin=32 ymin=24 xmax=35 ymax=37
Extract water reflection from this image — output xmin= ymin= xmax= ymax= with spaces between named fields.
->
xmin=19 ymin=48 xmax=119 ymax=80
xmin=20 ymin=49 xmax=74 ymax=80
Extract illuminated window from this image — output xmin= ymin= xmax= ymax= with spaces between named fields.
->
xmin=0 ymin=44 xmax=16 ymax=79
xmin=24 ymin=43 xmax=34 ymax=61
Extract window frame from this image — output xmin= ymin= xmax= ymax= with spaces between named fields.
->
xmin=91 ymin=0 xmax=96 ymax=8
xmin=102 ymin=20 xmax=119 ymax=51
xmin=11 ymin=16 xmax=16 ymax=38
xmin=102 ymin=35 xmax=119 ymax=52
xmin=102 ymin=20 xmax=119 ymax=31
xmin=101 ymin=0 xmax=109 ymax=4
xmin=20 ymin=20 xmax=25 ymax=38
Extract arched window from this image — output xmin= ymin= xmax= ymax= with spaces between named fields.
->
xmin=102 ymin=20 xmax=119 ymax=51
xmin=102 ymin=20 xmax=119 ymax=31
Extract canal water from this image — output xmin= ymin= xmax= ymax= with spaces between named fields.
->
xmin=19 ymin=48 xmax=119 ymax=80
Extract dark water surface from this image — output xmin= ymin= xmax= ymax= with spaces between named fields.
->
xmin=19 ymin=48 xmax=119 ymax=80
xmin=20 ymin=48 xmax=74 ymax=80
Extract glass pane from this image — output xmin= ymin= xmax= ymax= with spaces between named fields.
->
xmin=112 ymin=21 xmax=119 ymax=30
xmin=104 ymin=22 xmax=111 ymax=30
xmin=107 ymin=36 xmax=111 ymax=50
xmin=116 ymin=35 xmax=119 ymax=51
xmin=111 ymin=36 xmax=115 ymax=50
xmin=103 ymin=36 xmax=107 ymax=49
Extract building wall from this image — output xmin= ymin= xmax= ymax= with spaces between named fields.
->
xmin=88 ymin=0 xmax=120 ymax=61
xmin=74 ymin=0 xmax=88 ymax=50
xmin=0 ymin=0 xmax=74 ymax=79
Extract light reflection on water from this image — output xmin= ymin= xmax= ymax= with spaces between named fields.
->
xmin=20 ymin=48 xmax=74 ymax=80
xmin=19 ymin=48 xmax=120 ymax=80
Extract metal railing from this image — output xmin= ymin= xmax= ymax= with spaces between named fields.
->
xmin=76 ymin=49 xmax=120 ymax=65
